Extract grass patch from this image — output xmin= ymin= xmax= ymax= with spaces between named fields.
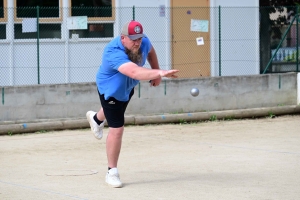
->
xmin=35 ymin=130 xmax=47 ymax=134
xmin=223 ymin=116 xmax=235 ymax=121
xmin=267 ymin=112 xmax=276 ymax=118
xmin=209 ymin=115 xmax=217 ymax=121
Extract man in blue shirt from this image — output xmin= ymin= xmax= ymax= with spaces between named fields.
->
xmin=86 ymin=20 xmax=179 ymax=188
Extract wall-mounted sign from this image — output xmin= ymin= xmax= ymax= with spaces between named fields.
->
xmin=196 ymin=37 xmax=204 ymax=45
xmin=67 ymin=16 xmax=88 ymax=30
xmin=159 ymin=5 xmax=166 ymax=17
xmin=191 ymin=19 xmax=209 ymax=32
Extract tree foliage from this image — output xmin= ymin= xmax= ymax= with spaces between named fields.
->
xmin=260 ymin=0 xmax=299 ymax=7
xmin=260 ymin=0 xmax=300 ymax=40
xmin=259 ymin=0 xmax=300 ymax=72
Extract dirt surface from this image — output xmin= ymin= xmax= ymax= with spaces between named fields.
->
xmin=0 ymin=115 xmax=300 ymax=200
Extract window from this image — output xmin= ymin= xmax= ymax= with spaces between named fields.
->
xmin=14 ymin=23 xmax=61 ymax=39
xmin=0 ymin=0 xmax=3 ymax=18
xmin=0 ymin=24 xmax=6 ymax=39
xmin=69 ymin=0 xmax=114 ymax=38
xmin=0 ymin=0 xmax=7 ymax=22
xmin=14 ymin=0 xmax=62 ymax=39
xmin=70 ymin=0 xmax=115 ymax=21
xmin=15 ymin=0 xmax=61 ymax=22
xmin=69 ymin=23 xmax=113 ymax=39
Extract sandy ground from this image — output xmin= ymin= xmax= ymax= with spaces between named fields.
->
xmin=0 ymin=115 xmax=300 ymax=200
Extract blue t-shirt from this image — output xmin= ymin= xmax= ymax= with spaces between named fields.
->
xmin=96 ymin=36 xmax=152 ymax=101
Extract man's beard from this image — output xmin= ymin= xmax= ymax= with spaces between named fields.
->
xmin=125 ymin=48 xmax=142 ymax=65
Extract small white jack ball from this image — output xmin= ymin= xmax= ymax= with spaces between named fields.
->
xmin=190 ymin=88 xmax=199 ymax=97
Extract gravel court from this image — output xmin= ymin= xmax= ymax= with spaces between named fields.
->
xmin=0 ymin=115 xmax=300 ymax=200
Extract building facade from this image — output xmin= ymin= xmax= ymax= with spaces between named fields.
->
xmin=0 ymin=0 xmax=259 ymax=86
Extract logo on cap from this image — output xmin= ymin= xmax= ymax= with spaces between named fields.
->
xmin=134 ymin=26 xmax=141 ymax=34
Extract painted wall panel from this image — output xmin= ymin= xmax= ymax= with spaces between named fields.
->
xmin=0 ymin=44 xmax=11 ymax=86
xmin=210 ymin=0 xmax=260 ymax=76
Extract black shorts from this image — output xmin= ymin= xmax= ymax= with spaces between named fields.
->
xmin=98 ymin=89 xmax=134 ymax=128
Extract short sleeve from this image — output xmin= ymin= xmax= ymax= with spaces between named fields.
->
xmin=143 ymin=36 xmax=152 ymax=54
xmin=107 ymin=48 xmax=131 ymax=70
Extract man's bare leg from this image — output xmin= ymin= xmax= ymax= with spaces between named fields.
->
xmin=105 ymin=126 xmax=124 ymax=188
xmin=96 ymin=107 xmax=106 ymax=121
xmin=106 ymin=126 xmax=124 ymax=168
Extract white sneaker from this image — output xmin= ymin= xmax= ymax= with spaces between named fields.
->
xmin=106 ymin=168 xmax=122 ymax=188
xmin=86 ymin=111 xmax=105 ymax=140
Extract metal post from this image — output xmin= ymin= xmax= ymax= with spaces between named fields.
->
xmin=2 ymin=88 xmax=4 ymax=105
xmin=219 ymin=6 xmax=221 ymax=76
xmin=37 ymin=6 xmax=40 ymax=84
xmin=164 ymin=80 xmax=166 ymax=95
xmin=134 ymin=6 xmax=140 ymax=97
xmin=279 ymin=75 xmax=281 ymax=89
xmin=297 ymin=7 xmax=299 ymax=72
xmin=133 ymin=5 xmax=135 ymax=20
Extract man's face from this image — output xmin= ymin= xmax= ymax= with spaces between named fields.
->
xmin=122 ymin=35 xmax=142 ymax=53
xmin=121 ymin=35 xmax=143 ymax=64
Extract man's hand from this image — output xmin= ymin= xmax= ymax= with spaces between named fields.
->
xmin=159 ymin=70 xmax=179 ymax=78
xmin=149 ymin=69 xmax=179 ymax=87
xmin=149 ymin=77 xmax=161 ymax=87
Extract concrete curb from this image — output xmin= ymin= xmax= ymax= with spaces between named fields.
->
xmin=1 ymin=105 xmax=299 ymax=135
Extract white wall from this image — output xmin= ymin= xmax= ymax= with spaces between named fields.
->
xmin=0 ymin=44 xmax=11 ymax=86
xmin=1 ymin=73 xmax=298 ymax=121
xmin=117 ymin=0 xmax=171 ymax=70
xmin=210 ymin=0 xmax=260 ymax=76
xmin=0 ymin=0 xmax=112 ymax=86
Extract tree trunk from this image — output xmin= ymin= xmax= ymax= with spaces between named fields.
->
xmin=260 ymin=8 xmax=272 ymax=73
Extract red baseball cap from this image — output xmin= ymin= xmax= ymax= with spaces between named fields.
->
xmin=121 ymin=20 xmax=145 ymax=40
